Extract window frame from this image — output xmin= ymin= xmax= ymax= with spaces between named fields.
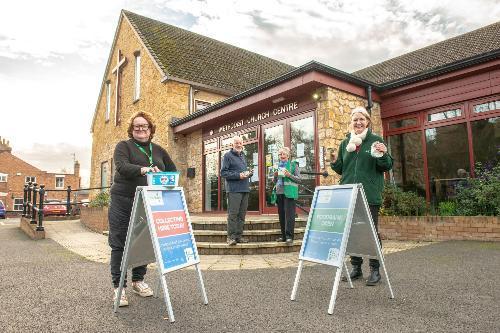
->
xmin=13 ymin=198 xmax=24 ymax=211
xmin=105 ymin=80 xmax=111 ymax=122
xmin=0 ymin=173 xmax=7 ymax=182
xmin=25 ymin=176 xmax=36 ymax=184
xmin=55 ymin=175 xmax=65 ymax=189
xmin=424 ymin=103 xmax=465 ymax=126
xmin=133 ymin=51 xmax=141 ymax=102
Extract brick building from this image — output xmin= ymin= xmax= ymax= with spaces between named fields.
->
xmin=0 ymin=137 xmax=81 ymax=212
xmin=91 ymin=10 xmax=499 ymax=214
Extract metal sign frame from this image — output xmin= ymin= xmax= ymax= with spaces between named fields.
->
xmin=113 ymin=186 xmax=208 ymax=323
xmin=291 ymin=184 xmax=394 ymax=315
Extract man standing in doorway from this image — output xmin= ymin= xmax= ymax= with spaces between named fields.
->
xmin=220 ymin=136 xmax=252 ymax=245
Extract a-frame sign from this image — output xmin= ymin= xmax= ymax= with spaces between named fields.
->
xmin=113 ymin=186 xmax=208 ymax=323
xmin=291 ymin=184 xmax=394 ymax=314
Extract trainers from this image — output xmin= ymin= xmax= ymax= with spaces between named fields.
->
xmin=286 ymin=238 xmax=293 ymax=245
xmin=132 ymin=281 xmax=154 ymax=297
xmin=114 ymin=288 xmax=129 ymax=307
xmin=227 ymin=238 xmax=237 ymax=246
xmin=236 ymin=237 xmax=249 ymax=243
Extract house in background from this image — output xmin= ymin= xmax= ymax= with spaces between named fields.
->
xmin=0 ymin=137 xmax=81 ymax=212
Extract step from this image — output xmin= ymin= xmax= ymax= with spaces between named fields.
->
xmin=191 ymin=218 xmax=308 ymax=231
xmin=193 ymin=228 xmax=306 ymax=243
xmin=196 ymin=240 xmax=303 ymax=255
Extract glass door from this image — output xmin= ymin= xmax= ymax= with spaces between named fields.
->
xmin=262 ymin=122 xmax=284 ymax=213
xmin=290 ymin=115 xmax=316 ymax=210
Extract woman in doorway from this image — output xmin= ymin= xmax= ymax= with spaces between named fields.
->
xmin=330 ymin=106 xmax=393 ymax=286
xmin=109 ymin=111 xmax=176 ymax=306
xmin=274 ymin=147 xmax=301 ymax=245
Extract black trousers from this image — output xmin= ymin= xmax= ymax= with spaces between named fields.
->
xmin=350 ymin=205 xmax=382 ymax=269
xmin=276 ymin=194 xmax=296 ymax=240
xmin=108 ymin=194 xmax=147 ymax=288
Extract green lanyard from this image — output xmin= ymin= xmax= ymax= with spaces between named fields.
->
xmin=134 ymin=142 xmax=153 ymax=167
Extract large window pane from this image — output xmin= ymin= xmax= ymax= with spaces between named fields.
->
xmin=264 ymin=124 xmax=284 ymax=208
xmin=471 ymin=117 xmax=500 ymax=166
xmin=387 ymin=132 xmax=425 ymax=197
xmin=290 ymin=116 xmax=316 ymax=209
xmin=426 ymin=124 xmax=470 ymax=203
xmin=243 ymin=142 xmax=259 ymax=211
xmin=204 ymin=152 xmax=218 ymax=211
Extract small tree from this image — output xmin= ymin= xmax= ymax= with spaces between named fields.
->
xmin=89 ymin=191 xmax=110 ymax=208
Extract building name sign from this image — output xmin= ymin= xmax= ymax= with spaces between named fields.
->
xmin=216 ymin=102 xmax=298 ymax=134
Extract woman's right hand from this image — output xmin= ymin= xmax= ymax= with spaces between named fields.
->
xmin=141 ymin=167 xmax=152 ymax=175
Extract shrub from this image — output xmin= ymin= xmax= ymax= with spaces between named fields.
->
xmin=382 ymin=184 xmax=428 ymax=216
xmin=455 ymin=161 xmax=500 ymax=216
xmin=438 ymin=201 xmax=457 ymax=216
xmin=89 ymin=191 xmax=110 ymax=208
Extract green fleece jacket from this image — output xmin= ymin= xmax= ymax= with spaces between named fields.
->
xmin=330 ymin=129 xmax=393 ymax=205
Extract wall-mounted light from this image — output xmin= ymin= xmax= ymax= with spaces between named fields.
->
xmin=312 ymin=92 xmax=321 ymax=101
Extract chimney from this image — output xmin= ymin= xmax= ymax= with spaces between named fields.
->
xmin=74 ymin=160 xmax=80 ymax=177
xmin=0 ymin=137 xmax=12 ymax=153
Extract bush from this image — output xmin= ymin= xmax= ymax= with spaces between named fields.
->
xmin=382 ymin=184 xmax=427 ymax=216
xmin=438 ymin=201 xmax=457 ymax=216
xmin=454 ymin=161 xmax=500 ymax=216
xmin=89 ymin=191 xmax=110 ymax=208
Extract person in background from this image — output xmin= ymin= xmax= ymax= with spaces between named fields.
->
xmin=109 ymin=111 xmax=176 ymax=306
xmin=220 ymin=136 xmax=252 ymax=246
xmin=330 ymin=106 xmax=393 ymax=286
xmin=274 ymin=147 xmax=301 ymax=245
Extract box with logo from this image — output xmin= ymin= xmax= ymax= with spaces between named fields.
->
xmin=146 ymin=172 xmax=180 ymax=187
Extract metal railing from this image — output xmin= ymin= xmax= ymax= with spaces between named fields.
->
xmin=22 ymin=182 xmax=110 ymax=231
xmin=295 ymin=170 xmax=330 ymax=214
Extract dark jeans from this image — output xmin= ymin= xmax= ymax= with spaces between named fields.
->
xmin=350 ymin=205 xmax=382 ymax=269
xmin=276 ymin=194 xmax=296 ymax=240
xmin=227 ymin=192 xmax=249 ymax=240
xmin=108 ymin=194 xmax=147 ymax=288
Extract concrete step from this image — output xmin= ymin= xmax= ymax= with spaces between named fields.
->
xmin=191 ymin=218 xmax=308 ymax=231
xmin=193 ymin=228 xmax=306 ymax=242
xmin=196 ymin=240 xmax=303 ymax=255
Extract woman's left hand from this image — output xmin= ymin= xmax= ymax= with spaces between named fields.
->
xmin=374 ymin=142 xmax=387 ymax=153
xmin=284 ymin=169 xmax=291 ymax=177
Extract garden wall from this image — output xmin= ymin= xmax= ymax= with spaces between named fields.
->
xmin=80 ymin=206 xmax=108 ymax=234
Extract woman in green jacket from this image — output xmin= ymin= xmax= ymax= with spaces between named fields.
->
xmin=330 ymin=106 xmax=393 ymax=286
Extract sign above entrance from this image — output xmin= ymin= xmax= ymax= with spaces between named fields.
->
xmin=212 ymin=102 xmax=298 ymax=135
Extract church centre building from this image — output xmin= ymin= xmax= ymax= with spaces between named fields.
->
xmin=90 ymin=10 xmax=500 ymax=214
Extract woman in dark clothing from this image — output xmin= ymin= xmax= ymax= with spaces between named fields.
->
xmin=330 ymin=106 xmax=393 ymax=286
xmin=109 ymin=111 xmax=176 ymax=306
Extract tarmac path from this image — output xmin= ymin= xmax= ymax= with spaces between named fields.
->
xmin=1 ymin=219 xmax=499 ymax=332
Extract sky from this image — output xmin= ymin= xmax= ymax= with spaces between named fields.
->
xmin=1 ymin=0 xmax=499 ymax=186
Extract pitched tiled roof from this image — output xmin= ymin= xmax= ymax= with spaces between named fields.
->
xmin=124 ymin=10 xmax=294 ymax=93
xmin=352 ymin=21 xmax=500 ymax=85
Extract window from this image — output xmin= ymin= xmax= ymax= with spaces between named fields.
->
xmin=55 ymin=176 xmax=65 ymax=189
xmin=195 ymin=100 xmax=211 ymax=112
xmin=389 ymin=118 xmax=418 ymax=129
xmin=105 ymin=81 xmax=111 ymax=122
xmin=427 ymin=108 xmax=462 ymax=122
xmin=101 ymin=161 xmax=109 ymax=190
xmin=0 ymin=173 xmax=7 ymax=182
xmin=25 ymin=176 xmax=36 ymax=184
xmin=471 ymin=117 xmax=500 ymax=165
xmin=14 ymin=198 xmax=23 ymax=211
xmin=473 ymin=99 xmax=500 ymax=114
xmin=134 ymin=52 xmax=141 ymax=101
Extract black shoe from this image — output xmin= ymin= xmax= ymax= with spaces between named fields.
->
xmin=366 ymin=268 xmax=381 ymax=286
xmin=236 ymin=237 xmax=249 ymax=243
xmin=342 ymin=265 xmax=363 ymax=282
xmin=227 ymin=239 xmax=237 ymax=246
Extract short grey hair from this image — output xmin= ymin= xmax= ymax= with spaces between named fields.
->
xmin=278 ymin=147 xmax=291 ymax=157
xmin=232 ymin=135 xmax=243 ymax=144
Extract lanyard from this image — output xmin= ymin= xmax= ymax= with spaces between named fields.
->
xmin=134 ymin=142 xmax=153 ymax=167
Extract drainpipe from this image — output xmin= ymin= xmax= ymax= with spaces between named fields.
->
xmin=366 ymin=85 xmax=373 ymax=114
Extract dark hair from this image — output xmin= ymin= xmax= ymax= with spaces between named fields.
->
xmin=127 ymin=111 xmax=156 ymax=139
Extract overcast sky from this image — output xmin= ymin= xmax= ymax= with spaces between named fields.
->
xmin=1 ymin=0 xmax=499 ymax=186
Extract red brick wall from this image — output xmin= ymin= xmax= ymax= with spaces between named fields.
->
xmin=0 ymin=151 xmax=80 ymax=211
xmin=380 ymin=216 xmax=500 ymax=241
xmin=80 ymin=206 xmax=109 ymax=233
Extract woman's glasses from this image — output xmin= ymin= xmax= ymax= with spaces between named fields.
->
xmin=133 ymin=124 xmax=150 ymax=130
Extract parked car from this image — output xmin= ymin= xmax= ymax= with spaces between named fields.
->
xmin=43 ymin=199 xmax=67 ymax=216
xmin=0 ymin=200 xmax=5 ymax=219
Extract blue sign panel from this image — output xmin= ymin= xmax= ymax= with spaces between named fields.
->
xmin=147 ymin=172 xmax=180 ymax=186
xmin=300 ymin=187 xmax=354 ymax=267
xmin=158 ymin=233 xmax=197 ymax=271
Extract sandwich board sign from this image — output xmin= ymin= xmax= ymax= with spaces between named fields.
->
xmin=113 ymin=186 xmax=208 ymax=323
xmin=290 ymin=184 xmax=394 ymax=314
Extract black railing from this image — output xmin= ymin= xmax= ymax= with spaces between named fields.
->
xmin=295 ymin=170 xmax=330 ymax=214
xmin=22 ymin=182 xmax=110 ymax=232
